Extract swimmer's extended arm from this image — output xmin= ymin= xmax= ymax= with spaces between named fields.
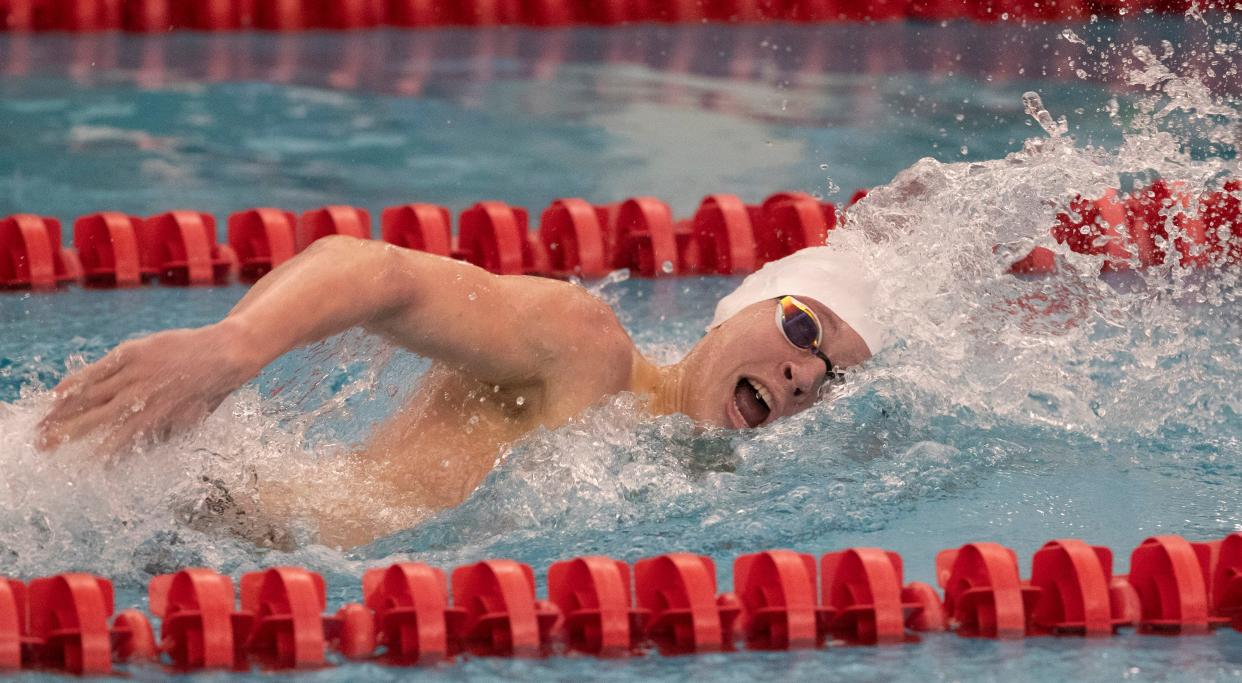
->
xmin=38 ymin=235 xmax=611 ymax=450
xmin=227 ymin=235 xmax=600 ymax=384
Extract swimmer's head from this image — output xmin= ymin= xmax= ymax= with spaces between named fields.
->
xmin=676 ymin=246 xmax=886 ymax=429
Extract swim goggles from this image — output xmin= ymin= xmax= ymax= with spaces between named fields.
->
xmin=776 ymin=295 xmax=842 ymax=381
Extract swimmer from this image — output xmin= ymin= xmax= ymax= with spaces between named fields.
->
xmin=36 ymin=236 xmax=883 ymax=547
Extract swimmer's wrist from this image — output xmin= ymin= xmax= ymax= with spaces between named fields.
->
xmin=208 ymin=318 xmax=271 ymax=382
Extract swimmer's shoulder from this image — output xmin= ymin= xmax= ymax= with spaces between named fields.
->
xmin=521 ymin=277 xmax=635 ymax=391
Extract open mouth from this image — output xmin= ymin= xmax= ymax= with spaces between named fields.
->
xmin=732 ymin=377 xmax=773 ymax=428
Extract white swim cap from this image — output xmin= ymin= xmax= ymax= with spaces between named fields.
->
xmin=708 ymin=246 xmax=888 ymax=355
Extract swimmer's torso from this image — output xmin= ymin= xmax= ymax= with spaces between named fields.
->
xmin=297 ymin=297 xmax=641 ymax=548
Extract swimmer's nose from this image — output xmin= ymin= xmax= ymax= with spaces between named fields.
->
xmin=780 ymin=360 xmax=818 ymax=398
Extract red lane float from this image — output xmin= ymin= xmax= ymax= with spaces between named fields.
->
xmin=381 ymin=204 xmax=454 ymax=258
xmin=936 ymin=542 xmax=1039 ymax=638
xmin=1200 ymin=533 xmax=1242 ymax=630
xmin=0 ymin=214 xmax=78 ymax=289
xmin=2 ymin=179 xmax=1238 ymax=293
xmin=821 ymin=547 xmax=920 ymax=644
xmin=612 ymin=197 xmax=678 ymax=277
xmin=148 ymin=568 xmax=243 ymax=670
xmin=74 ymin=213 xmax=143 ymax=287
xmin=450 ymin=560 xmax=559 ymax=658
xmin=539 ymin=199 xmax=611 ymax=278
xmin=363 ymin=562 xmax=460 ymax=664
xmin=1128 ymin=535 xmax=1222 ymax=634
xmin=141 ymin=211 xmax=236 ymax=285
xmin=757 ymin=192 xmax=836 ymax=264
xmin=1027 ymin=539 xmax=1126 ymax=636
xmin=298 ymin=205 xmax=371 ymax=251
xmin=633 ymin=553 xmax=741 ymax=654
xmin=228 ymin=208 xmax=297 ymax=283
xmin=689 ymin=194 xmax=759 ymax=276
xmin=732 ymin=550 xmax=827 ymax=650
xmin=456 ymin=202 xmax=531 ymax=276
xmin=547 ymin=556 xmax=645 ymax=656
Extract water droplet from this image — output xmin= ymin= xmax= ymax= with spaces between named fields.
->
xmin=661 ymin=260 xmax=675 ymax=274
xmin=515 ymin=396 xmax=526 ymax=406
xmin=819 ymin=163 xmax=829 ymax=170
xmin=467 ymin=291 xmax=477 ymax=301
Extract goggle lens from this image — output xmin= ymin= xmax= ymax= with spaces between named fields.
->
xmin=778 ymin=297 xmax=822 ymax=351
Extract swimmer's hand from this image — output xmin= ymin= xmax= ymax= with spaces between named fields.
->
xmin=36 ymin=322 xmax=259 ymax=453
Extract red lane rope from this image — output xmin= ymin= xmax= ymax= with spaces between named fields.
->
xmin=2 ymin=532 xmax=1241 ymax=674
xmin=1 ymin=182 xmax=1238 ymax=291
xmin=0 ymin=0 xmax=1224 ymax=32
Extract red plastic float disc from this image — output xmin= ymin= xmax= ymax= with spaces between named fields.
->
xmin=228 ymin=208 xmax=297 ymax=282
xmin=1128 ymin=535 xmax=1217 ymax=634
xmin=74 ymin=212 xmax=143 ymax=287
xmin=0 ymin=214 xmax=59 ymax=289
xmin=539 ymin=198 xmax=610 ymax=278
xmin=27 ymin=574 xmax=115 ymax=675
xmin=936 ymin=543 xmax=1038 ymax=638
xmin=381 ymin=204 xmax=454 ymax=257
xmin=633 ymin=553 xmax=740 ymax=654
xmin=901 ymin=582 xmax=947 ymax=632
xmin=54 ymin=0 xmax=122 ymax=30
xmin=547 ymin=556 xmax=643 ymax=656
xmin=0 ymin=579 xmax=25 ymax=671
xmin=387 ymin=0 xmax=457 ymax=26
xmin=821 ymin=547 xmax=915 ymax=644
xmin=451 ymin=560 xmax=559 ymax=658
xmin=322 ymin=0 xmax=382 ymax=28
xmin=239 ymin=567 xmax=328 ymax=669
xmin=298 ymin=205 xmax=371 ymax=251
xmin=758 ymin=191 xmax=833 ymax=263
xmin=362 ymin=562 xmax=457 ymax=664
xmin=1207 ymin=533 xmax=1242 ymax=630
xmin=1027 ymin=539 xmax=1117 ymax=636
xmin=325 ymin=603 xmax=375 ymax=660
xmin=251 ymin=0 xmax=308 ymax=29
xmin=1199 ymin=180 xmax=1241 ymax=266
xmin=457 ymin=202 xmax=529 ymax=275
xmin=121 ymin=0 xmax=172 ymax=30
xmin=111 ymin=609 xmax=157 ymax=662
xmin=613 ymin=197 xmax=678 ymax=277
xmin=522 ymin=0 xmax=575 ymax=25
xmin=733 ymin=550 xmax=826 ymax=650
xmin=141 ymin=211 xmax=231 ymax=285
xmin=691 ymin=194 xmax=758 ymax=275
xmin=150 ymin=568 xmax=239 ymax=670
xmin=1109 ymin=575 xmax=1141 ymax=627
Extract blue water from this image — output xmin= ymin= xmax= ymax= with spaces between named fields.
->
xmin=2 ymin=18 xmax=1242 ymax=681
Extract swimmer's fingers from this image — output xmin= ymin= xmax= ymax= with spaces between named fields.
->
xmin=38 ymin=368 xmax=133 ymax=442
xmin=37 ymin=398 xmax=130 ymax=450
xmin=48 ymin=344 xmax=131 ymax=401
xmin=98 ymin=399 xmax=209 ymax=456
xmin=38 ymin=347 xmax=136 ymax=448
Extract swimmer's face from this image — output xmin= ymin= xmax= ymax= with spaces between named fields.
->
xmin=679 ymin=296 xmax=872 ymax=429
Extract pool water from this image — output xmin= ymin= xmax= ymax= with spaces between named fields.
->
xmin=2 ymin=17 xmax=1242 ymax=682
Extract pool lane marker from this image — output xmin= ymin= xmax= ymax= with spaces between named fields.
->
xmin=2 ymin=533 xmax=1242 ymax=674
xmin=3 ymin=181 xmax=1236 ymax=292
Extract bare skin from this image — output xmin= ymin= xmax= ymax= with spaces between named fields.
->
xmin=36 ymin=235 xmax=872 ymax=548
